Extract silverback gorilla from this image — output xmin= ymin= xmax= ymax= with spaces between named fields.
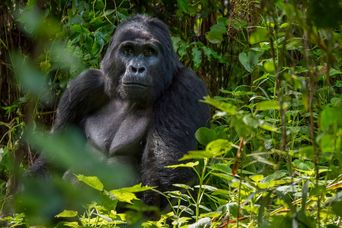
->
xmin=33 ymin=15 xmax=209 ymax=208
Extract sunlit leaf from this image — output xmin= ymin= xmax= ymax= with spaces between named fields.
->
xmin=111 ymin=183 xmax=154 ymax=193
xmin=77 ymin=175 xmax=104 ymax=191
xmin=167 ymin=161 xmax=199 ymax=168
xmin=173 ymin=184 xmax=194 ymax=190
xmin=109 ymin=190 xmax=137 ymax=204
xmin=263 ymin=60 xmax=275 ymax=73
xmin=55 ymin=210 xmax=78 ymax=218
xmin=203 ymin=96 xmax=237 ymax=115
xmin=181 ymin=139 xmax=231 ymax=161
xmin=250 ymin=175 xmax=264 ymax=182
xmin=194 ymin=185 xmax=218 ymax=191
xmin=256 ymin=100 xmax=280 ymax=111
xmin=249 ymin=27 xmax=269 ymax=44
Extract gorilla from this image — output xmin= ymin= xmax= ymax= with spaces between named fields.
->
xmin=32 ymin=15 xmax=209 ymax=208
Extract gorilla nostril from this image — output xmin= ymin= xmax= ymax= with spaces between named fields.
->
xmin=130 ymin=66 xmax=138 ymax=73
xmin=138 ymin=67 xmax=146 ymax=73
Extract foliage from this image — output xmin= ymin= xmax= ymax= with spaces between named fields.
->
xmin=0 ymin=0 xmax=341 ymax=227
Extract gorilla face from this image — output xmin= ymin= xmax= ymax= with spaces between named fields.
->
xmin=101 ymin=17 xmax=177 ymax=106
xmin=116 ymin=35 xmax=161 ymax=103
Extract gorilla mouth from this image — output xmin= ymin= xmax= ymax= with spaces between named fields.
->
xmin=123 ymin=82 xmax=149 ymax=88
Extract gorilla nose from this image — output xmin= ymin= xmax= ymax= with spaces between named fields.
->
xmin=130 ymin=65 xmax=146 ymax=74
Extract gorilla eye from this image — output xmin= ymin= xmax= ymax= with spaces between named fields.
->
xmin=143 ymin=47 xmax=157 ymax=57
xmin=122 ymin=45 xmax=134 ymax=56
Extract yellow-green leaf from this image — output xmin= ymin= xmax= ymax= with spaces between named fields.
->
xmin=55 ymin=210 xmax=78 ymax=218
xmin=260 ymin=124 xmax=278 ymax=132
xmin=109 ymin=190 xmax=137 ymax=203
xmin=76 ymin=175 xmax=104 ymax=191
xmin=167 ymin=161 xmax=199 ymax=168
xmin=249 ymin=27 xmax=269 ymax=44
xmin=203 ymin=96 xmax=237 ymax=115
xmin=114 ymin=183 xmax=155 ymax=193
xmin=263 ymin=60 xmax=275 ymax=73
xmin=256 ymin=100 xmax=279 ymax=111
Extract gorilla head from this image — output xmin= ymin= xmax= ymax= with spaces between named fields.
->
xmin=101 ymin=15 xmax=180 ymax=105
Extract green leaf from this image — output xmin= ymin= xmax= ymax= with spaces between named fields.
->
xmin=167 ymin=161 xmax=199 ymax=168
xmin=250 ymin=175 xmax=264 ymax=182
xmin=191 ymin=46 xmax=202 ymax=69
xmin=180 ymin=150 xmax=211 ymax=160
xmin=211 ymin=173 xmax=234 ymax=182
xmin=76 ymin=175 xmax=104 ymax=191
xmin=203 ymin=96 xmax=237 ymax=115
xmin=206 ymin=139 xmax=232 ymax=157
xmin=194 ymin=184 xmax=218 ymax=191
xmin=181 ymin=139 xmax=232 ymax=160
xmin=109 ymin=190 xmax=137 ymax=204
xmin=173 ymin=184 xmax=194 ymax=190
xmin=239 ymin=51 xmax=260 ymax=73
xmin=55 ymin=210 xmax=78 ymax=218
xmin=319 ymin=134 xmax=336 ymax=153
xmin=205 ymin=18 xmax=227 ymax=44
xmin=263 ymin=60 xmax=275 ymax=73
xmin=177 ymin=0 xmax=189 ymax=13
xmin=109 ymin=184 xmax=152 ymax=203
xmin=195 ymin=127 xmax=217 ymax=145
xmin=250 ymin=155 xmax=277 ymax=168
xmin=256 ymin=100 xmax=279 ymax=111
xmin=113 ymin=183 xmax=154 ymax=193
xmin=209 ymin=162 xmax=232 ymax=174
xmin=249 ymin=27 xmax=269 ymax=44
xmin=242 ymin=115 xmax=260 ymax=128
xmin=259 ymin=123 xmax=278 ymax=132
xmin=320 ymin=106 xmax=342 ymax=131
xmin=293 ymin=159 xmax=314 ymax=171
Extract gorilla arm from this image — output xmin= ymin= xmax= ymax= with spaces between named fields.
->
xmin=29 ymin=69 xmax=109 ymax=175
xmin=141 ymin=68 xmax=210 ymax=206
xmin=52 ymin=69 xmax=109 ymax=131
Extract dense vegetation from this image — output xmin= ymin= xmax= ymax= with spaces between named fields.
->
xmin=1 ymin=0 xmax=341 ymax=227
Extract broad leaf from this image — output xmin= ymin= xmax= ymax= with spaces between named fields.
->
xmin=256 ymin=100 xmax=279 ymax=111
xmin=55 ymin=210 xmax=78 ymax=218
xmin=206 ymin=18 xmax=227 ymax=44
xmin=77 ymin=175 xmax=104 ymax=191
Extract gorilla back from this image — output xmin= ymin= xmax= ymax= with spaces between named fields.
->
xmin=38 ymin=15 xmax=209 ymax=208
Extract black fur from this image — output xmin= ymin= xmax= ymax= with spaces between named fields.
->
xmin=31 ymin=15 xmax=209 ymax=209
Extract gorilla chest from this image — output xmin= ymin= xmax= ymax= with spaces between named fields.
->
xmin=83 ymin=100 xmax=151 ymax=157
